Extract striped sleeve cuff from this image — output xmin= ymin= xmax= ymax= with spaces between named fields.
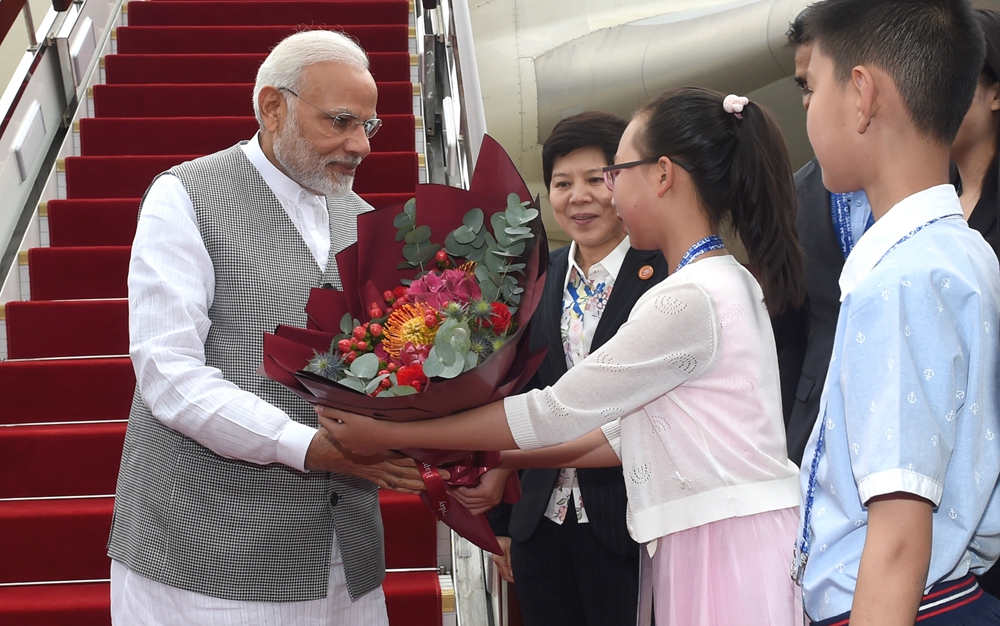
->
xmin=601 ymin=420 xmax=622 ymax=461
xmin=857 ymin=468 xmax=944 ymax=507
xmin=277 ymin=421 xmax=319 ymax=472
xmin=503 ymin=394 xmax=544 ymax=450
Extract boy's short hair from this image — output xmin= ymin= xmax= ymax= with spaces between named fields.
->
xmin=786 ymin=9 xmax=812 ymax=48
xmin=542 ymin=111 xmax=627 ymax=189
xmin=803 ymin=0 xmax=985 ymax=144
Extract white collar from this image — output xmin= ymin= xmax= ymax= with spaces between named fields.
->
xmin=839 ymin=184 xmax=962 ymax=301
xmin=241 ymin=132 xmax=325 ymax=206
xmin=564 ymin=236 xmax=631 ymax=289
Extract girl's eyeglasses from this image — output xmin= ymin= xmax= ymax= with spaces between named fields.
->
xmin=602 ymin=157 xmax=694 ymax=191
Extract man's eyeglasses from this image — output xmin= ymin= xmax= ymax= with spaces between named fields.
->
xmin=602 ymin=157 xmax=694 ymax=191
xmin=279 ymin=87 xmax=382 ymax=139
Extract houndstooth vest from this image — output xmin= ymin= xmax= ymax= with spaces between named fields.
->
xmin=108 ymin=143 xmax=384 ymax=602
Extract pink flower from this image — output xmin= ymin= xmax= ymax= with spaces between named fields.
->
xmin=408 ymin=269 xmax=481 ymax=309
xmin=399 ymin=342 xmax=430 ymax=367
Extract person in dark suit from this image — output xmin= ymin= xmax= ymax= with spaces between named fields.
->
xmin=453 ymin=111 xmax=668 ymax=626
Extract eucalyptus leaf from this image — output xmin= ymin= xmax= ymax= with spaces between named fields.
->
xmin=445 ymin=232 xmax=471 ymax=256
xmin=340 ymin=313 xmax=354 ymax=335
xmin=415 ymin=243 xmax=440 ymax=265
xmin=337 ymin=377 xmax=367 ymax=393
xmin=398 ymin=261 xmax=414 ymax=270
xmin=438 ymin=357 xmax=466 ymax=379
xmin=404 ymin=224 xmax=432 ymax=245
xmin=484 ymin=249 xmax=503 ymax=272
xmin=522 ymin=208 xmax=540 ymax=222
xmin=507 ymin=241 xmax=526 ymax=257
xmin=463 ymin=208 xmax=484 ymax=231
xmin=402 ymin=242 xmax=421 ymax=261
xmin=365 ymin=374 xmax=390 ymax=394
xmin=506 ymin=193 xmax=522 ymax=207
xmin=505 ymin=226 xmax=532 ymax=237
xmin=423 ymin=349 xmax=445 ymax=377
xmin=464 ymin=351 xmax=478 ymax=371
xmin=378 ymin=385 xmax=418 ymax=397
xmin=448 ymin=324 xmax=471 ymax=353
xmin=401 ymin=278 xmax=413 ymax=286
xmin=473 ymin=228 xmax=489 ymax=248
xmin=453 ymin=225 xmax=476 ymax=244
xmin=403 ymin=198 xmax=416 ymax=216
xmin=350 ymin=353 xmax=380 ymax=378
xmin=507 ymin=263 xmax=526 ymax=272
xmin=393 ymin=211 xmax=413 ymax=229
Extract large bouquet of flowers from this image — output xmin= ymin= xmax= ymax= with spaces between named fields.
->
xmin=262 ymin=136 xmax=548 ymax=553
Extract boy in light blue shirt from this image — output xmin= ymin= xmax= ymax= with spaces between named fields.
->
xmin=795 ymin=1 xmax=1000 ymax=624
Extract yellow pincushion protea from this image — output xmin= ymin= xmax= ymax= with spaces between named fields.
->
xmin=382 ymin=303 xmax=437 ymax=358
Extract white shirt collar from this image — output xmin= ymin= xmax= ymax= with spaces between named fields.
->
xmin=563 ymin=235 xmax=631 ymax=289
xmin=839 ymin=184 xmax=962 ymax=301
xmin=240 ymin=133 xmax=325 ymax=207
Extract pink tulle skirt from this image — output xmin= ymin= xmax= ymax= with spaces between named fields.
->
xmin=652 ymin=506 xmax=804 ymax=626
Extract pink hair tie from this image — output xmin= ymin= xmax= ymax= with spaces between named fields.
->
xmin=723 ymin=94 xmax=749 ymax=119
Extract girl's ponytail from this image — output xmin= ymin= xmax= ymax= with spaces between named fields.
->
xmin=636 ymin=88 xmax=805 ymax=314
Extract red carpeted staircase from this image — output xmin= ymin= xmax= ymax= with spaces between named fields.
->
xmin=0 ymin=1 xmax=443 ymax=624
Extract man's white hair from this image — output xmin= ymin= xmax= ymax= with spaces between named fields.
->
xmin=253 ymin=30 xmax=370 ymax=124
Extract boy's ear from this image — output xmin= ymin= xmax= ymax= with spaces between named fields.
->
xmin=655 ymin=156 xmax=676 ymax=198
xmin=851 ymin=65 xmax=879 ymax=135
xmin=988 ymin=83 xmax=1000 ymax=113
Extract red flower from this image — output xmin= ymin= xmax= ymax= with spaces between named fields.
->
xmin=396 ymin=365 xmax=428 ymax=391
xmin=484 ymin=302 xmax=512 ymax=334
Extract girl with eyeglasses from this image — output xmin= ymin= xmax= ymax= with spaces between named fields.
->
xmin=319 ymin=87 xmax=806 ymax=626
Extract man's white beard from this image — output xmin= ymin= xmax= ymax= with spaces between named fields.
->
xmin=273 ymin=106 xmax=361 ymax=198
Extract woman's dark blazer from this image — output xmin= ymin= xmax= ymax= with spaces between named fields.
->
xmin=490 ymin=244 xmax=670 ymax=557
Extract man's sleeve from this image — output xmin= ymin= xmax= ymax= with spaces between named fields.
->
xmin=129 ymin=174 xmax=317 ymax=470
xmin=839 ymin=281 xmax=965 ymax=506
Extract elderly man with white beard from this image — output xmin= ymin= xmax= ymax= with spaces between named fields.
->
xmin=107 ymin=30 xmax=425 ymax=626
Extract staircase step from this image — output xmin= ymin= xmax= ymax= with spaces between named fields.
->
xmin=5 ymin=299 xmax=128 ymax=359
xmin=379 ymin=491 xmax=437 ymax=569
xmin=0 ymin=582 xmax=111 ymax=626
xmin=65 ymin=152 xmax=418 ymax=198
xmin=384 ymin=572 xmax=443 ymax=626
xmin=0 ymin=423 xmax=126 ymax=498
xmin=92 ymin=82 xmax=414 ymax=117
xmin=0 ymin=358 xmax=134 ymax=425
xmin=79 ymin=115 xmax=415 ymax=156
xmin=0 ymin=498 xmax=114 ymax=583
xmin=26 ymin=247 xmax=130 ymax=301
xmin=116 ymin=25 xmax=408 ymax=54
xmin=47 ymin=199 xmax=140 ymax=247
xmin=103 ymin=52 xmax=411 ymax=84
xmin=127 ymin=0 xmax=409 ymax=26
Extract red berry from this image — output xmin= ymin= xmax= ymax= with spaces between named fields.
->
xmin=369 ymin=323 xmax=383 ymax=337
xmin=357 ymin=341 xmax=368 ymax=351
xmin=345 ymin=352 xmax=358 ymax=364
xmin=387 ymin=363 xmax=398 ymax=373
xmin=369 ymin=306 xmax=383 ymax=319
xmin=424 ymin=313 xmax=438 ymax=328
xmin=379 ymin=378 xmax=392 ymax=389
xmin=378 ymin=369 xmax=390 ymax=376
xmin=435 ymin=249 xmax=449 ymax=263
xmin=383 ymin=290 xmax=395 ymax=303
xmin=353 ymin=326 xmax=367 ymax=340
xmin=337 ymin=339 xmax=352 ymax=353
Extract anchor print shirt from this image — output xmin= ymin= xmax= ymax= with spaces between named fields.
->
xmin=799 ymin=185 xmax=1000 ymax=621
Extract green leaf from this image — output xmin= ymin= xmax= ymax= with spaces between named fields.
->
xmin=377 ymin=385 xmax=418 ymax=397
xmin=464 ymin=352 xmax=478 ymax=371
xmin=401 ymin=278 xmax=413 ymax=286
xmin=404 ymin=224 xmax=432 ymax=244
xmin=414 ymin=243 xmax=441 ymax=265
xmin=484 ymin=249 xmax=504 ymax=272
xmin=474 ymin=263 xmax=492 ymax=285
xmin=522 ymin=208 xmax=540 ymax=222
xmin=448 ymin=324 xmax=472 ymax=353
xmin=365 ymin=374 xmax=390 ymax=394
xmin=505 ymin=226 xmax=532 ymax=237
xmin=340 ymin=313 xmax=354 ymax=335
xmin=506 ymin=263 xmax=526 ymax=272
xmin=393 ymin=210 xmax=413 ymax=229
xmin=337 ymin=377 xmax=367 ymax=393
xmin=423 ymin=349 xmax=445 ymax=377
xmin=445 ymin=231 xmax=471 ymax=257
xmin=398 ymin=261 xmax=414 ymax=270
xmin=507 ymin=241 xmax=526 ymax=257
xmin=402 ymin=242 xmax=423 ymax=262
xmin=506 ymin=193 xmax=522 ymax=207
xmin=463 ymin=208 xmax=484 ymax=232
xmin=350 ymin=353 xmax=380 ymax=378
xmin=403 ymin=198 xmax=416 ymax=216
xmin=473 ymin=228 xmax=489 ymax=249
xmin=505 ymin=203 xmax=525 ymax=226
xmin=453 ymin=225 xmax=476 ymax=244
xmin=395 ymin=229 xmax=408 ymax=242
xmin=438 ymin=357 xmax=466 ymax=379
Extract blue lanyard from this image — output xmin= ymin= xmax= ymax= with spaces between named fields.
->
xmin=794 ymin=412 xmax=827 ymax=584
xmin=831 ymin=192 xmax=875 ymax=260
xmin=676 ymin=235 xmax=725 ymax=273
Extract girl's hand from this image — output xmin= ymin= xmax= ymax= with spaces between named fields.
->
xmin=316 ymin=405 xmax=393 ymax=457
